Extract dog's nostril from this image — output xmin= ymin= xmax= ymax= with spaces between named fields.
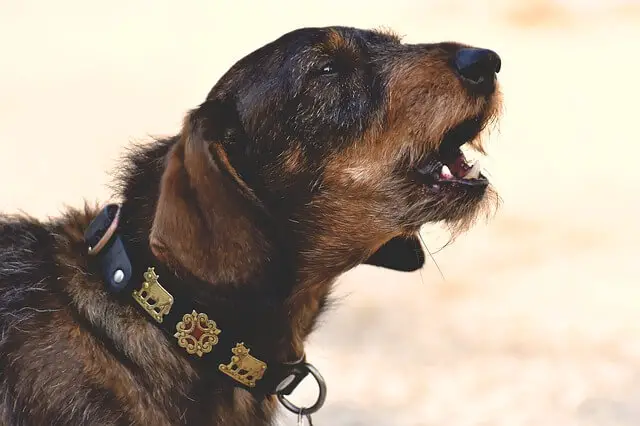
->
xmin=454 ymin=48 xmax=501 ymax=84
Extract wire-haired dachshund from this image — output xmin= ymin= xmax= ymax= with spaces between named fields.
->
xmin=0 ymin=26 xmax=502 ymax=425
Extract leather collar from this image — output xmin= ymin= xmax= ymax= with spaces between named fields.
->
xmin=83 ymin=204 xmax=321 ymax=400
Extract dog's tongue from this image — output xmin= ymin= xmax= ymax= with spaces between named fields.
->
xmin=446 ymin=153 xmax=481 ymax=179
xmin=450 ymin=155 xmax=470 ymax=177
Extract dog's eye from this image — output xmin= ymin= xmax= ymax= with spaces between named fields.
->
xmin=318 ymin=61 xmax=338 ymax=75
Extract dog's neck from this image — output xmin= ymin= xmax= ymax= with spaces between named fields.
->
xmin=114 ymin=136 xmax=357 ymax=361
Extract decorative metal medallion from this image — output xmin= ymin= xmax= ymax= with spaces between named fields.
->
xmin=174 ymin=310 xmax=221 ymax=357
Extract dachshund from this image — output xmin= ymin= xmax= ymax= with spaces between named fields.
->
xmin=0 ymin=26 xmax=502 ymax=425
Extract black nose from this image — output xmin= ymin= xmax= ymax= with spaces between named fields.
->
xmin=454 ymin=48 xmax=501 ymax=84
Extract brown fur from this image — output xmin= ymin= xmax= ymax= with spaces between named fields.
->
xmin=0 ymin=26 xmax=502 ymax=425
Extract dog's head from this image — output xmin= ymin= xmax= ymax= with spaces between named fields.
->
xmin=150 ymin=26 xmax=502 ymax=279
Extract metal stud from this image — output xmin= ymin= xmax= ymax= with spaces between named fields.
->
xmin=113 ymin=269 xmax=125 ymax=284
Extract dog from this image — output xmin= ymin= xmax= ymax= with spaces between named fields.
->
xmin=0 ymin=26 xmax=502 ymax=425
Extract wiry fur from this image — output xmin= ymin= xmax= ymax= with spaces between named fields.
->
xmin=0 ymin=26 xmax=502 ymax=425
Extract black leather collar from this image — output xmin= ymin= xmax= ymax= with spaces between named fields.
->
xmin=83 ymin=204 xmax=320 ymax=400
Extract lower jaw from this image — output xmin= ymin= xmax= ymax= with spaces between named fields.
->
xmin=399 ymin=182 xmax=489 ymax=229
xmin=428 ymin=175 xmax=489 ymax=191
xmin=413 ymin=168 xmax=489 ymax=191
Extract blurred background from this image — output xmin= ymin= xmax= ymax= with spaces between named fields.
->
xmin=1 ymin=1 xmax=638 ymax=425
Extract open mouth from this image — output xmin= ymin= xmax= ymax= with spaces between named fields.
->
xmin=414 ymin=117 xmax=488 ymax=188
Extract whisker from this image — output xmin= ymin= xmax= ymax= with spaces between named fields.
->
xmin=418 ymin=231 xmax=446 ymax=282
xmin=431 ymin=232 xmax=454 ymax=255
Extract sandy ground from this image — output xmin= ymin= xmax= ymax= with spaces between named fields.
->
xmin=1 ymin=1 xmax=639 ymax=425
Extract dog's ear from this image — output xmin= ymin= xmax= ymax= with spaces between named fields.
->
xmin=149 ymin=99 xmax=264 ymax=282
xmin=363 ymin=234 xmax=425 ymax=272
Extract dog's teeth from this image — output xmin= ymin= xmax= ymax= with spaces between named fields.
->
xmin=463 ymin=161 xmax=481 ymax=179
xmin=441 ymin=165 xmax=453 ymax=179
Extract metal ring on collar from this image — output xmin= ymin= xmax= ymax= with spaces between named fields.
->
xmin=276 ymin=363 xmax=327 ymax=416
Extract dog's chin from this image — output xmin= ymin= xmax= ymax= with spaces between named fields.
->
xmin=420 ymin=176 xmax=492 ymax=226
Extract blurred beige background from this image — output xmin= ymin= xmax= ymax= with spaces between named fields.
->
xmin=1 ymin=1 xmax=639 ymax=425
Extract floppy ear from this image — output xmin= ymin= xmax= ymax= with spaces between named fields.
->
xmin=149 ymin=99 xmax=265 ymax=282
xmin=363 ymin=234 xmax=425 ymax=272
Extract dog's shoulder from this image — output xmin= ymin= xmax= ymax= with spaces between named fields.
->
xmin=0 ymin=213 xmax=58 ymax=291
xmin=0 ymin=206 xmax=139 ymax=425
xmin=0 ymin=204 xmax=99 ymax=286
xmin=0 ymin=209 xmax=81 ymax=351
